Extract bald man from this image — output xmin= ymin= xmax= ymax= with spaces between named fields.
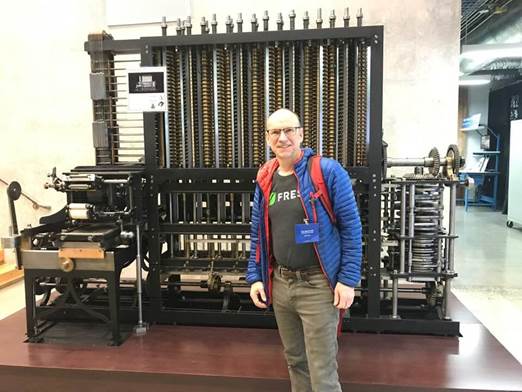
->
xmin=247 ymin=109 xmax=362 ymax=391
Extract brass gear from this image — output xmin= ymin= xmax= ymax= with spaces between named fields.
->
xmin=444 ymin=144 xmax=461 ymax=179
xmin=428 ymin=147 xmax=440 ymax=177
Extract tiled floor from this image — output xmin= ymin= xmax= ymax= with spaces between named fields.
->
xmin=1 ymin=206 xmax=521 ymax=365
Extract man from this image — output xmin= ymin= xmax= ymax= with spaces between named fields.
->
xmin=246 ymin=108 xmax=362 ymax=392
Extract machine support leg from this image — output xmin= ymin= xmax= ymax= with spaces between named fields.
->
xmin=134 ymin=224 xmax=149 ymax=336
xmin=107 ymin=271 xmax=122 ymax=345
xmin=392 ymin=271 xmax=399 ymax=319
xmin=443 ymin=183 xmax=457 ymax=320
xmin=24 ymin=271 xmax=39 ymax=342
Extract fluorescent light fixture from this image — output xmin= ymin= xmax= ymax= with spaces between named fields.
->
xmin=460 ymin=43 xmax=522 ymax=75
xmin=459 ymin=79 xmax=490 ymax=86
xmin=459 ymin=75 xmax=491 ymax=86
xmin=461 ymin=43 xmax=522 ymax=61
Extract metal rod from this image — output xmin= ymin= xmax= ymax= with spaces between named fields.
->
xmin=226 ymin=15 xmax=233 ymax=33
xmin=263 ymin=11 xmax=269 ymax=31
xmin=185 ymin=16 xmax=192 ymax=35
xmin=288 ymin=40 xmax=295 ymax=110
xmin=237 ymin=13 xmax=243 ymax=33
xmin=329 ymin=10 xmax=336 ymax=28
xmin=176 ymin=18 xmax=183 ymax=35
xmin=392 ymin=271 xmax=399 ymax=319
xmin=8 ymin=196 xmax=19 ymax=235
xmin=387 ymin=157 xmax=435 ymax=167
xmin=161 ymin=16 xmax=167 ymax=36
xmin=134 ymin=224 xmax=147 ymax=334
xmin=399 ymin=184 xmax=406 ymax=273
xmin=357 ymin=8 xmax=363 ymax=27
xmin=276 ymin=12 xmax=283 ymax=31
xmin=408 ymin=184 xmax=415 ymax=275
xmin=211 ymin=14 xmax=218 ymax=34
xmin=344 ymin=7 xmax=350 ymax=27
xmin=312 ymin=45 xmax=320 ymax=154
xmin=289 ymin=10 xmax=296 ymax=30
xmin=316 ymin=8 xmax=323 ymax=28
xmin=442 ymin=182 xmax=457 ymax=319
xmin=448 ymin=183 xmax=457 ymax=272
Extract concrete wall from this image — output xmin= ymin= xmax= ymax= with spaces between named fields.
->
xmin=0 ymin=0 xmax=460 ymax=236
xmin=0 ymin=1 xmax=105 ymax=236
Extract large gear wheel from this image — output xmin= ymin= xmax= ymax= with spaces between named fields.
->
xmin=428 ymin=147 xmax=440 ymax=177
xmin=444 ymin=144 xmax=461 ymax=179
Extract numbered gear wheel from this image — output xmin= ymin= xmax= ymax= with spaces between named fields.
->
xmin=428 ymin=147 xmax=440 ymax=177
xmin=444 ymin=144 xmax=461 ymax=178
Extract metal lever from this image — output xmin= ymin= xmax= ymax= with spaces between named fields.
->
xmin=44 ymin=167 xmax=65 ymax=191
xmin=0 ymin=178 xmax=51 ymax=210
xmin=7 ymin=182 xmax=21 ymax=235
xmin=5 ymin=181 xmax=22 ymax=269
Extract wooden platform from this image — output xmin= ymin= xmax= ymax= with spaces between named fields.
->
xmin=0 ymin=259 xmax=24 ymax=289
xmin=0 ymin=294 xmax=521 ymax=392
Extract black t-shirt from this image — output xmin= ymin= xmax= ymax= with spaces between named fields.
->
xmin=268 ymin=171 xmax=319 ymax=270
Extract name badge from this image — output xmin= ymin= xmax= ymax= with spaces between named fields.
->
xmin=295 ymin=223 xmax=319 ymax=244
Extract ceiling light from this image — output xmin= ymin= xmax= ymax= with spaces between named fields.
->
xmin=459 ymin=79 xmax=490 ymax=86
xmin=461 ymin=43 xmax=522 ymax=60
xmin=459 ymin=76 xmax=491 ymax=86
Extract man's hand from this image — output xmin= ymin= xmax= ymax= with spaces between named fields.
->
xmin=333 ymin=282 xmax=355 ymax=310
xmin=250 ymin=281 xmax=268 ymax=309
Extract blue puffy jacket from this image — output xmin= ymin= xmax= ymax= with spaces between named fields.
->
xmin=246 ymin=148 xmax=362 ymax=304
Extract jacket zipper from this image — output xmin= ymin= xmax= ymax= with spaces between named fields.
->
xmin=310 ymin=192 xmax=319 ymax=224
xmin=293 ymin=172 xmax=333 ymax=290
xmin=263 ymin=196 xmax=274 ymax=303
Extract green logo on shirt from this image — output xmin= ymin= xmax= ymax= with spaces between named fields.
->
xmin=269 ymin=192 xmax=276 ymax=206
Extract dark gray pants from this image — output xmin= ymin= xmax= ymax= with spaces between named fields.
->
xmin=272 ymin=266 xmax=342 ymax=392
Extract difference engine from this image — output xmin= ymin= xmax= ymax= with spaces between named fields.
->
xmin=5 ymin=8 xmax=465 ymax=344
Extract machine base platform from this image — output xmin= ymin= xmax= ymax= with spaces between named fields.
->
xmin=0 ymin=293 xmax=521 ymax=392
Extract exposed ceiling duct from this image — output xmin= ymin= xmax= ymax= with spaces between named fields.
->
xmin=461 ymin=0 xmax=515 ymax=44
xmin=460 ymin=43 xmax=522 ymax=81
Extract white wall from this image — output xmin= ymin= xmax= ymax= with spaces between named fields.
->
xmin=463 ymin=84 xmax=490 ymax=170
xmin=0 ymin=0 xmax=460 ymax=236
xmin=0 ymin=1 xmax=105 ymax=236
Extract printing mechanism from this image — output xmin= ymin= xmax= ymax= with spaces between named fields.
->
xmin=20 ymin=166 xmax=144 ymax=345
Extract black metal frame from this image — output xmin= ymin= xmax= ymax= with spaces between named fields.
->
xmin=83 ymin=25 xmax=460 ymax=336
xmin=20 ymin=166 xmax=145 ymax=345
xmin=24 ymin=258 xmax=129 ymax=346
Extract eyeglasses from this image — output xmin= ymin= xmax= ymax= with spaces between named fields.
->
xmin=266 ymin=127 xmax=301 ymax=139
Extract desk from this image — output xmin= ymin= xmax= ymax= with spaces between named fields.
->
xmin=461 ymin=171 xmax=500 ymax=211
